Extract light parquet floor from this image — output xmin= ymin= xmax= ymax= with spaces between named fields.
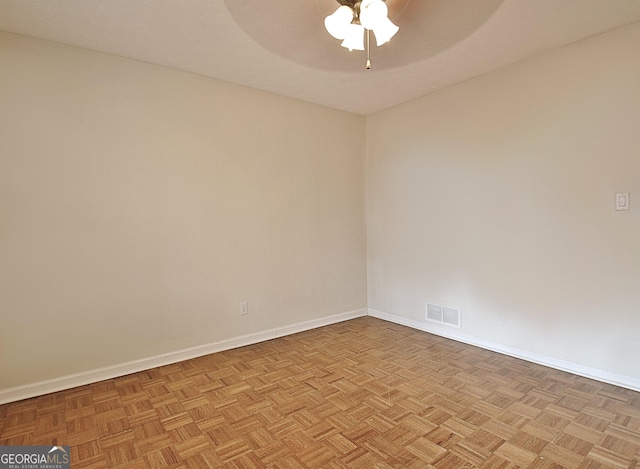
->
xmin=1 ymin=317 xmax=639 ymax=468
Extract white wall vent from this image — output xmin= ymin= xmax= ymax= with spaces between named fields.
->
xmin=426 ymin=303 xmax=461 ymax=328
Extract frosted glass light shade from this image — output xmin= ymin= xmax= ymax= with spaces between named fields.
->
xmin=372 ymin=17 xmax=399 ymax=45
xmin=324 ymin=5 xmax=354 ymax=40
xmin=341 ymin=23 xmax=365 ymax=51
xmin=359 ymin=0 xmax=388 ymax=31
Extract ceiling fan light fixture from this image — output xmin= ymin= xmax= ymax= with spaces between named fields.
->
xmin=324 ymin=5 xmax=354 ymax=40
xmin=324 ymin=0 xmax=401 ymax=68
xmin=341 ymin=23 xmax=365 ymax=51
xmin=359 ymin=0 xmax=388 ymax=30
xmin=371 ymin=17 xmax=399 ymax=46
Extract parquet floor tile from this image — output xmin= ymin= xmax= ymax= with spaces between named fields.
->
xmin=1 ymin=317 xmax=639 ymax=468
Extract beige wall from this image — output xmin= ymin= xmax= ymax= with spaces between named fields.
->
xmin=367 ymin=23 xmax=640 ymax=381
xmin=0 ymin=32 xmax=367 ymax=389
xmin=3 ymin=21 xmax=640 ymax=394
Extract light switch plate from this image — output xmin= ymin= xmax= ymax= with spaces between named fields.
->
xmin=616 ymin=192 xmax=630 ymax=211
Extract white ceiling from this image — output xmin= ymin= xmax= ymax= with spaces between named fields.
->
xmin=1 ymin=0 xmax=640 ymax=115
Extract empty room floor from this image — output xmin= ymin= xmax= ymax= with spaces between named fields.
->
xmin=0 ymin=317 xmax=638 ymax=468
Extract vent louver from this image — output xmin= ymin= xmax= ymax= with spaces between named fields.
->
xmin=426 ymin=303 xmax=461 ymax=328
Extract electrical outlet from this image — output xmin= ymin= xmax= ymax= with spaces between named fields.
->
xmin=240 ymin=301 xmax=248 ymax=315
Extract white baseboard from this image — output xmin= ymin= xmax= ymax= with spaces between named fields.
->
xmin=368 ymin=308 xmax=640 ymax=393
xmin=0 ymin=309 xmax=367 ymax=405
xmin=4 ymin=307 xmax=637 ymax=405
